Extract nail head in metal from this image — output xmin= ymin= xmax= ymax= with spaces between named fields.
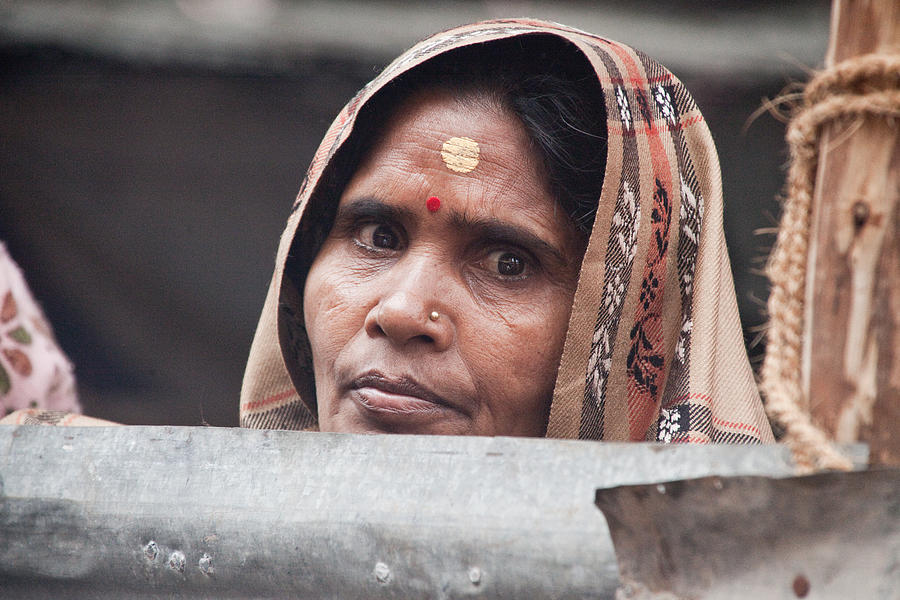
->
xmin=374 ymin=561 xmax=392 ymax=583
xmin=429 ymin=311 xmax=439 ymax=322
xmin=143 ymin=541 xmax=159 ymax=562
xmin=793 ymin=574 xmax=810 ymax=597
xmin=469 ymin=566 xmax=482 ymax=585
xmin=167 ymin=550 xmax=186 ymax=573
xmin=198 ymin=553 xmax=214 ymax=576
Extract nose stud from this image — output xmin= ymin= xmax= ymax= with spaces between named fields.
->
xmin=428 ymin=311 xmax=440 ymax=322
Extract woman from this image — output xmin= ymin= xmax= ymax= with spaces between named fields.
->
xmin=241 ymin=20 xmax=774 ymax=443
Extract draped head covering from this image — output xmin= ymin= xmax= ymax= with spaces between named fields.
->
xmin=240 ymin=19 xmax=774 ymax=443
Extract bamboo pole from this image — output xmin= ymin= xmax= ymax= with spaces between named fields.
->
xmin=802 ymin=0 xmax=900 ymax=465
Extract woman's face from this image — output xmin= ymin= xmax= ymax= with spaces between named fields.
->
xmin=303 ymin=90 xmax=586 ymax=436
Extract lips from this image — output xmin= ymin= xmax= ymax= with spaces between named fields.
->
xmin=349 ymin=371 xmax=453 ymax=414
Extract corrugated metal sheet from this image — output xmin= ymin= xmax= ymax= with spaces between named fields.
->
xmin=0 ymin=425 xmax=836 ymax=598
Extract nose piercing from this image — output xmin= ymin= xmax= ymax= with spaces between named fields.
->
xmin=428 ymin=311 xmax=440 ymax=322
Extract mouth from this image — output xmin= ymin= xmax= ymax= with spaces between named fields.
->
xmin=348 ymin=371 xmax=453 ymax=415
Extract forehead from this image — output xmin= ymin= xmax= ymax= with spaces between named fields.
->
xmin=345 ymin=90 xmax=552 ymax=213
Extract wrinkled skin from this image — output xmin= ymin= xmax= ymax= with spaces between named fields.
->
xmin=303 ymin=90 xmax=586 ymax=436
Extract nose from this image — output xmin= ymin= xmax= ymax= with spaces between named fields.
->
xmin=364 ymin=255 xmax=454 ymax=351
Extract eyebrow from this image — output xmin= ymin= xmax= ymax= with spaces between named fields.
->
xmin=333 ymin=197 xmax=416 ymax=229
xmin=448 ymin=210 xmax=569 ymax=266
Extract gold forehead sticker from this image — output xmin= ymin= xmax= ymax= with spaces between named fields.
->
xmin=441 ymin=137 xmax=480 ymax=173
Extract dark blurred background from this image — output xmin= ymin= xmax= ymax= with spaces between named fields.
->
xmin=0 ymin=0 xmax=830 ymax=426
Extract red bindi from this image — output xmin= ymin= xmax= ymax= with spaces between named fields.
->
xmin=426 ymin=196 xmax=441 ymax=212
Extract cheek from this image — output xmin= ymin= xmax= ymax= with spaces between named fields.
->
xmin=303 ymin=250 xmax=371 ymax=371
xmin=485 ymin=286 xmax=573 ymax=362
xmin=510 ymin=303 xmax=570 ymax=381
xmin=465 ymin=287 xmax=575 ymax=434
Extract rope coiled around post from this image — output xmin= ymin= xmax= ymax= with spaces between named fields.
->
xmin=760 ymin=53 xmax=900 ymax=473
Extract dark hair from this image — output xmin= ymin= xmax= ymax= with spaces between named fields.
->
xmin=338 ymin=34 xmax=607 ymax=236
xmin=506 ymin=71 xmax=607 ymax=234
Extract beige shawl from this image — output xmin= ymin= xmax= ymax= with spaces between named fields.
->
xmin=240 ymin=19 xmax=774 ymax=443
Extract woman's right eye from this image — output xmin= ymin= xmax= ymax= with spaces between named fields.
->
xmin=357 ymin=223 xmax=401 ymax=250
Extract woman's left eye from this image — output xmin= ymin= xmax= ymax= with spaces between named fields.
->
xmin=484 ymin=250 xmax=528 ymax=278
xmin=358 ymin=223 xmax=402 ymax=250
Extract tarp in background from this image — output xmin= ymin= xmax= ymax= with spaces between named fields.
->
xmin=0 ymin=1 xmax=831 ymax=426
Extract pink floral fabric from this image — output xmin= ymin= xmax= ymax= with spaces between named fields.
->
xmin=0 ymin=242 xmax=80 ymax=418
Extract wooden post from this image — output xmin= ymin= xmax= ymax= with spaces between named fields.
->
xmin=803 ymin=0 xmax=900 ymax=465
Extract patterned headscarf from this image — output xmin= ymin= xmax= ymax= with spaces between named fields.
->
xmin=240 ymin=19 xmax=774 ymax=443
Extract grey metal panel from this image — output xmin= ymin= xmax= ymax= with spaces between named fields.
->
xmin=0 ymin=426 xmax=807 ymax=598
xmin=596 ymin=469 xmax=900 ymax=599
